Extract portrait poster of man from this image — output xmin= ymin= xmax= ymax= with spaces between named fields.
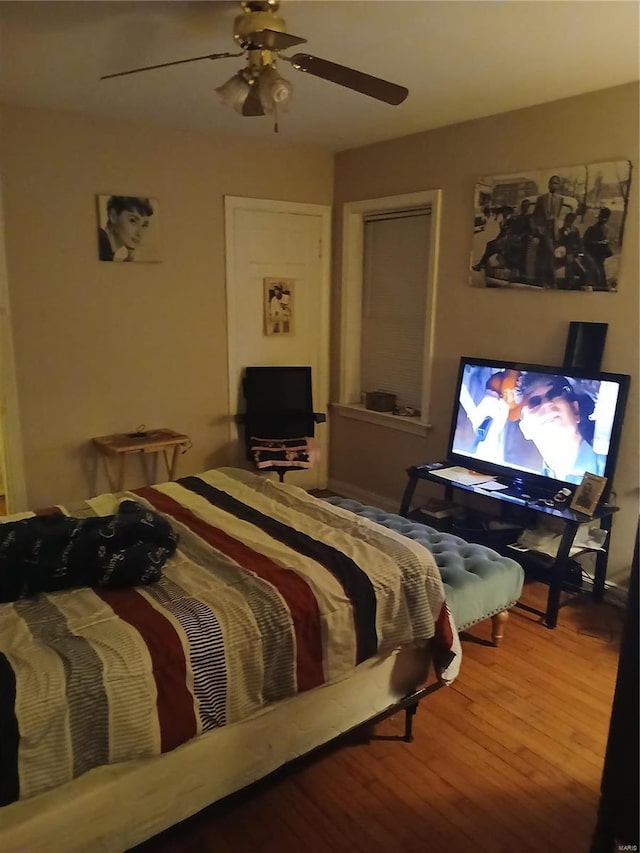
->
xmin=264 ymin=278 xmax=294 ymax=336
xmin=470 ymin=160 xmax=631 ymax=292
xmin=96 ymin=195 xmax=160 ymax=262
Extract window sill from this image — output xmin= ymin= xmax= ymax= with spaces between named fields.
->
xmin=331 ymin=403 xmax=432 ymax=436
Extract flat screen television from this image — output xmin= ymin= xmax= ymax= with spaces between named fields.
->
xmin=447 ymin=356 xmax=630 ymax=500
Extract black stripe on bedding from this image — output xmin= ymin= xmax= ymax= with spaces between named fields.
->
xmin=144 ymin=578 xmax=228 ymax=730
xmin=0 ymin=653 xmax=19 ymax=806
xmin=178 ymin=475 xmax=378 ymax=663
xmin=164 ymin=525 xmax=297 ymax=704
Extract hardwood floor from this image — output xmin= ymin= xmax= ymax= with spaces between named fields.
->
xmin=131 ymin=581 xmax=624 ymax=853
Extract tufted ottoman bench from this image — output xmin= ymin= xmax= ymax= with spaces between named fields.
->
xmin=324 ymin=497 xmax=525 ymax=646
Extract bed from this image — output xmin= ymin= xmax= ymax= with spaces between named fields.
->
xmin=0 ymin=467 xmax=460 ymax=852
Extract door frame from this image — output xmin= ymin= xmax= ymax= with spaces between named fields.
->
xmin=0 ymin=178 xmax=27 ymax=512
xmin=224 ymin=196 xmax=332 ymax=486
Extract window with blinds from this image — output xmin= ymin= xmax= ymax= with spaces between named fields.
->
xmin=360 ymin=207 xmax=432 ymax=409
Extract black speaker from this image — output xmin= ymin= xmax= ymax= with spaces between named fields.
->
xmin=563 ymin=321 xmax=608 ymax=373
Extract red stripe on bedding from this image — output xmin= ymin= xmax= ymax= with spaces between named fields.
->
xmin=95 ymin=587 xmax=197 ymax=753
xmin=432 ymin=601 xmax=456 ymax=673
xmin=136 ymin=486 xmax=325 ymax=692
xmin=435 ymin=601 xmax=454 ymax=649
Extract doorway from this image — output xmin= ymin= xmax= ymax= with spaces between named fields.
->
xmin=224 ymin=196 xmax=331 ymax=490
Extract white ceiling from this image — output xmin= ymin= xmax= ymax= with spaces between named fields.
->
xmin=1 ymin=0 xmax=638 ymax=152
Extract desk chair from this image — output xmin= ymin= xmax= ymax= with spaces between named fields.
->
xmin=242 ymin=366 xmax=326 ymax=482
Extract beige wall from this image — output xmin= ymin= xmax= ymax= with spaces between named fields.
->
xmin=330 ymin=83 xmax=639 ymax=585
xmin=0 ymin=104 xmax=332 ymax=508
xmin=1 ymin=86 xmax=637 ymax=584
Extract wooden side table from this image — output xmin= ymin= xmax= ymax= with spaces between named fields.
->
xmin=92 ymin=429 xmax=191 ymax=492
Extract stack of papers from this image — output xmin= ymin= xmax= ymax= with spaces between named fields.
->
xmin=516 ymin=524 xmax=607 ymax=557
xmin=430 ymin=466 xmax=496 ymax=486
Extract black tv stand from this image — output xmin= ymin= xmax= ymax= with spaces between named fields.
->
xmin=491 ymin=479 xmax=554 ymax=503
xmin=400 ymin=463 xmax=619 ymax=629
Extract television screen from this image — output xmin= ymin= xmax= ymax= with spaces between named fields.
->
xmin=448 ymin=357 xmax=629 ymax=496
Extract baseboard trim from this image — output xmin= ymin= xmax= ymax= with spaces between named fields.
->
xmin=326 ymin=478 xmax=399 ymax=514
xmin=578 ymin=576 xmax=627 ymax=609
xmin=602 ymin=579 xmax=629 ymax=609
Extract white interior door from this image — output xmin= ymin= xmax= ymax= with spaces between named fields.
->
xmin=225 ymin=197 xmax=331 ymax=490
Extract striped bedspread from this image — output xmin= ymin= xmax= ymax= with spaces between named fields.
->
xmin=0 ymin=467 xmax=460 ymax=806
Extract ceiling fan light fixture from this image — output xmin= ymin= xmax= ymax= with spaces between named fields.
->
xmin=101 ymin=1 xmax=410 ymax=130
xmin=215 ymin=71 xmax=251 ymax=113
xmin=258 ymin=65 xmax=293 ymax=114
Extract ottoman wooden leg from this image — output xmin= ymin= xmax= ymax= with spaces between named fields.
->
xmin=491 ymin=610 xmax=509 ymax=646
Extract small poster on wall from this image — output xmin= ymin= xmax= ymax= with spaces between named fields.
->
xmin=264 ymin=277 xmax=294 ymax=335
xmin=470 ymin=159 xmax=632 ymax=292
xmin=96 ymin=195 xmax=160 ymax=262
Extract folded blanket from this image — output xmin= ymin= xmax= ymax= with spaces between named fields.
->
xmin=0 ymin=500 xmax=178 ymax=602
xmin=250 ymin=436 xmax=321 ymax=470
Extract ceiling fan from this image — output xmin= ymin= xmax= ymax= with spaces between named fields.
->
xmin=101 ymin=0 xmax=409 ymax=131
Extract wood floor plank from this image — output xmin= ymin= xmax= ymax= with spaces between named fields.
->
xmin=341 ymin=746 xmax=470 ymax=852
xmin=447 ymin=666 xmax=610 ymax=771
xmin=376 ymin=750 xmax=507 ymax=853
xmin=274 ymin=783 xmax=358 ymax=853
xmin=295 ymin=759 xmax=396 ymax=853
xmin=417 ymin=710 xmax=588 ymax=840
xmin=422 ymin=697 xmax=598 ymax=812
xmin=341 ymin=748 xmax=473 ymax=853
xmin=130 ymin=581 xmax=624 ymax=853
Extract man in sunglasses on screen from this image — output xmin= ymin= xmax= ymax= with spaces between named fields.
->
xmin=517 ymin=372 xmax=604 ymax=484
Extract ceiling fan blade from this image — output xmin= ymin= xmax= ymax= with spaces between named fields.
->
xmin=100 ymin=52 xmax=242 ymax=80
xmin=289 ymin=53 xmax=408 ymax=105
xmin=243 ymin=28 xmax=306 ymax=51
xmin=241 ymin=86 xmax=265 ymax=117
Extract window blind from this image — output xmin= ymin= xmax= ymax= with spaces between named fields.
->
xmin=360 ymin=209 xmax=431 ymax=408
